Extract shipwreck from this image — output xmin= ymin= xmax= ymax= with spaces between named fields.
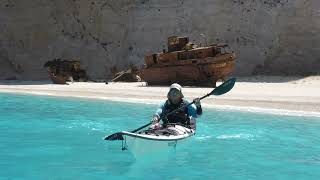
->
xmin=44 ymin=59 xmax=88 ymax=84
xmin=139 ymin=36 xmax=236 ymax=87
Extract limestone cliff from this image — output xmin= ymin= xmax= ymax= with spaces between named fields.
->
xmin=0 ymin=0 xmax=319 ymax=80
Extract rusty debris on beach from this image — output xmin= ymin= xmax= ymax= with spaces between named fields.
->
xmin=110 ymin=64 xmax=141 ymax=82
xmin=44 ymin=59 xmax=88 ymax=84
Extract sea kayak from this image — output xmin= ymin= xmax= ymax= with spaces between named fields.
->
xmin=120 ymin=124 xmax=195 ymax=157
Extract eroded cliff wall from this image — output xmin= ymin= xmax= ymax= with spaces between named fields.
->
xmin=0 ymin=0 xmax=319 ymax=80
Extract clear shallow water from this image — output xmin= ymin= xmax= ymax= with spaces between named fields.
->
xmin=0 ymin=93 xmax=319 ymax=180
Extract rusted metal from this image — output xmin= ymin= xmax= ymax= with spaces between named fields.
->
xmin=43 ymin=59 xmax=88 ymax=84
xmin=168 ymin=36 xmax=189 ymax=52
xmin=111 ymin=71 xmax=141 ymax=82
xmin=110 ymin=64 xmax=141 ymax=82
xmin=139 ymin=36 xmax=236 ymax=87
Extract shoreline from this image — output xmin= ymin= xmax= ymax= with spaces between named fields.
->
xmin=2 ymin=90 xmax=320 ymax=118
xmin=1 ymin=76 xmax=320 ymax=118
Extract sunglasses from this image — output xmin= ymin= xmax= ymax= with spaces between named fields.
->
xmin=168 ymin=89 xmax=182 ymax=97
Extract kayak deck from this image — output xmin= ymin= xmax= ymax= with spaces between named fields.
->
xmin=122 ymin=125 xmax=195 ymax=141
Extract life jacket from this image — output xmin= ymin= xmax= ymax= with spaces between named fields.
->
xmin=162 ymin=99 xmax=190 ymax=125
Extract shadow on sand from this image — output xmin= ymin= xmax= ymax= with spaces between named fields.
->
xmin=234 ymin=75 xmax=307 ymax=83
xmin=138 ymin=76 xmax=310 ymax=87
xmin=0 ymin=80 xmax=55 ymax=85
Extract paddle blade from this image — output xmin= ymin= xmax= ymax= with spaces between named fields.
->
xmin=104 ymin=132 xmax=124 ymax=141
xmin=211 ymin=78 xmax=236 ymax=96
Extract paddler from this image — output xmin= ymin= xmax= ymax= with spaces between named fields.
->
xmin=150 ymin=83 xmax=202 ymax=129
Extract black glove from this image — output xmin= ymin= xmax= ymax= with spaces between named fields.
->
xmin=194 ymin=98 xmax=201 ymax=107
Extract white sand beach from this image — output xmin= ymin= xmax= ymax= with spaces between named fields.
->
xmin=0 ymin=76 xmax=320 ymax=117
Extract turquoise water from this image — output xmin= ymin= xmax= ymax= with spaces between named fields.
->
xmin=0 ymin=93 xmax=320 ymax=180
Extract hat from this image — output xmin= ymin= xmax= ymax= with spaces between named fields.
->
xmin=169 ymin=83 xmax=182 ymax=92
xmin=168 ymin=83 xmax=184 ymax=98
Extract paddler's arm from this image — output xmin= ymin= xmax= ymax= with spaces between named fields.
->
xmin=188 ymin=98 xmax=202 ymax=118
xmin=152 ymin=102 xmax=166 ymax=123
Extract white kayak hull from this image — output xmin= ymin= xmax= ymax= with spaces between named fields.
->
xmin=121 ymin=125 xmax=195 ymax=157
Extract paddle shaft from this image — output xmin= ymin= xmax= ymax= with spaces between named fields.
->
xmin=131 ymin=122 xmax=152 ymax=133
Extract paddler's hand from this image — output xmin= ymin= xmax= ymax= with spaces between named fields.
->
xmin=193 ymin=98 xmax=201 ymax=107
xmin=150 ymin=115 xmax=160 ymax=124
xmin=150 ymin=122 xmax=162 ymax=130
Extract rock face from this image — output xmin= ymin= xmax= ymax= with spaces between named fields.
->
xmin=0 ymin=0 xmax=319 ymax=80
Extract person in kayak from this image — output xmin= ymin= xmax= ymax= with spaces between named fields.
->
xmin=150 ymin=83 xmax=202 ymax=129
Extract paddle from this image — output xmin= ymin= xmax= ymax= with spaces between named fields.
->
xmin=104 ymin=77 xmax=236 ymax=141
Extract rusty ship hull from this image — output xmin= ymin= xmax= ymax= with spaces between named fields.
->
xmin=140 ymin=56 xmax=235 ymax=86
xmin=140 ymin=36 xmax=236 ymax=87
